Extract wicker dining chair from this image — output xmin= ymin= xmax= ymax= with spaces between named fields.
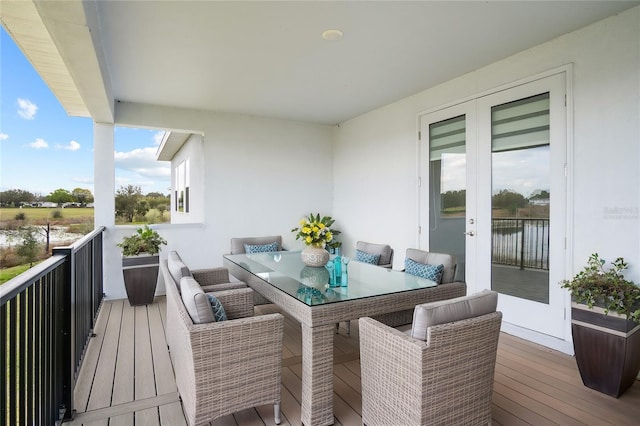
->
xmin=229 ymin=236 xmax=284 ymax=305
xmin=336 ymin=241 xmax=395 ymax=335
xmin=360 ymin=290 xmax=502 ymax=426
xmin=355 ymin=241 xmax=394 ymax=268
xmin=162 ymin=259 xmax=284 ymax=425
xmin=368 ymin=248 xmax=466 ymax=329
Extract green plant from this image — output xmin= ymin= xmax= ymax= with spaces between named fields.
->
xmin=16 ymin=226 xmax=41 ymax=267
xmin=117 ymin=225 xmax=167 ymax=256
xmin=561 ymin=253 xmax=640 ymax=323
xmin=291 ymin=213 xmax=341 ymax=248
xmin=14 ymin=212 xmax=26 ymax=221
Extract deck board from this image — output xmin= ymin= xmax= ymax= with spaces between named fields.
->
xmin=87 ymin=300 xmax=123 ymax=411
xmin=68 ymin=297 xmax=640 ymax=426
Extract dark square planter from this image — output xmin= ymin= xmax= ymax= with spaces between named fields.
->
xmin=122 ymin=255 xmax=160 ymax=306
xmin=571 ymin=303 xmax=640 ymax=397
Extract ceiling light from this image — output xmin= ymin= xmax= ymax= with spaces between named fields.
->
xmin=322 ymin=29 xmax=343 ymax=41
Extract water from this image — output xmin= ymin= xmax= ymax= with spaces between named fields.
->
xmin=0 ymin=227 xmax=84 ymax=248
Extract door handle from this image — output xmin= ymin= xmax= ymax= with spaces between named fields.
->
xmin=464 ymin=231 xmax=475 ymax=237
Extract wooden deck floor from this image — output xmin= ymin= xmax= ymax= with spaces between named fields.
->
xmin=66 ymin=297 xmax=640 ymax=426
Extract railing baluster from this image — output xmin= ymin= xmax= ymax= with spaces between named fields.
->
xmin=492 ymin=218 xmax=549 ymax=270
xmin=27 ymin=285 xmax=34 ymax=425
xmin=1 ymin=303 xmax=7 ymax=426
xmin=34 ymin=280 xmax=42 ymax=425
xmin=9 ymin=298 xmax=17 ymax=425
xmin=19 ymin=292 xmax=27 ymax=425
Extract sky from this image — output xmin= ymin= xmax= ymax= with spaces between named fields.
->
xmin=0 ymin=27 xmax=171 ymax=198
xmin=440 ymin=145 xmax=550 ymax=199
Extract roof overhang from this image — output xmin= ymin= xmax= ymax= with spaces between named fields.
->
xmin=0 ymin=0 xmax=114 ymax=122
xmin=156 ymin=131 xmax=191 ymax=161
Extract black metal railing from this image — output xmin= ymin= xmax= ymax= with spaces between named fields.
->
xmin=492 ymin=218 xmax=549 ymax=270
xmin=1 ymin=227 xmax=105 ymax=425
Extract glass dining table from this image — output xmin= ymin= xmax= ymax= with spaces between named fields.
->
xmin=223 ymin=250 xmax=438 ymax=426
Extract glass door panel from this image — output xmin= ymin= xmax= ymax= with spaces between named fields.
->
xmin=491 ymin=93 xmax=550 ymax=304
xmin=429 ymin=115 xmax=466 ymax=281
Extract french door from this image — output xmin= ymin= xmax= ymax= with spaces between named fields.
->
xmin=420 ymin=73 xmax=567 ymax=339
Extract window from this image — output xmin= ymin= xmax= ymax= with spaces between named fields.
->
xmin=175 ymin=159 xmax=190 ymax=213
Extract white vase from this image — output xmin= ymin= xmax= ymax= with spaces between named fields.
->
xmin=301 ymin=246 xmax=330 ymax=267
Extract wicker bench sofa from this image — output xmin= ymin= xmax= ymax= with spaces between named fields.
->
xmin=161 ymin=251 xmax=284 ymax=425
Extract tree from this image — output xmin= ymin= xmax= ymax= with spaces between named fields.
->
xmin=135 ymin=199 xmax=150 ymax=220
xmin=529 ymin=189 xmax=550 ymax=200
xmin=47 ymin=188 xmax=73 ymax=207
xmin=146 ymin=193 xmax=170 ymax=210
xmin=492 ymin=189 xmax=527 ymax=215
xmin=0 ymin=189 xmax=34 ymax=207
xmin=116 ymin=184 xmax=143 ymax=222
xmin=72 ymin=188 xmax=94 ymax=206
xmin=16 ymin=226 xmax=41 ymax=267
xmin=441 ymin=190 xmax=466 ymax=209
xmin=146 ymin=192 xmax=165 ymax=198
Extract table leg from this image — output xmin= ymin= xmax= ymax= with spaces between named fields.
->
xmin=301 ymin=324 xmax=335 ymax=426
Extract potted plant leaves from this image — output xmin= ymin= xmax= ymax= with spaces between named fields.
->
xmin=117 ymin=225 xmax=167 ymax=306
xmin=561 ymin=253 xmax=640 ymax=397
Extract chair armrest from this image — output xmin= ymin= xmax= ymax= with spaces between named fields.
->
xmin=206 ymin=287 xmax=254 ymax=320
xmin=359 ymin=317 xmax=425 ymax=358
xmin=192 ymin=267 xmax=230 ymax=285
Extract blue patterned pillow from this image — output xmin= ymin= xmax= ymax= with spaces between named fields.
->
xmin=244 ymin=241 xmax=278 ymax=253
xmin=207 ymin=294 xmax=227 ymax=322
xmin=405 ymin=258 xmax=444 ymax=283
xmin=355 ymin=249 xmax=380 ymax=265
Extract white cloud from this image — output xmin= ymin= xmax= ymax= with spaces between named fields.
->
xmin=153 ymin=131 xmax=165 ymax=146
xmin=115 ymin=146 xmax=171 ymax=179
xmin=0 ymin=133 xmax=8 ymax=141
xmin=56 ymin=140 xmax=81 ymax=151
xmin=28 ymin=138 xmax=48 ymax=149
xmin=72 ymin=177 xmax=93 ymax=185
xmin=17 ymin=98 xmax=38 ymax=120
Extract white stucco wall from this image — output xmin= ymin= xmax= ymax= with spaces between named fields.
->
xmin=333 ymin=6 xmax=640 ymax=285
xmin=106 ymin=106 xmax=333 ymax=299
xmin=170 ymin=133 xmax=205 ymax=225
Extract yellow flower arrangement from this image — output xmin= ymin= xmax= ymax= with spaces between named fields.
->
xmin=292 ymin=213 xmax=341 ymax=249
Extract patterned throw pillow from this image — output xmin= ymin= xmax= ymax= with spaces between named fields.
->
xmin=355 ymin=249 xmax=380 ymax=265
xmin=207 ymin=294 xmax=227 ymax=322
xmin=405 ymin=258 xmax=444 ymax=283
xmin=244 ymin=241 xmax=278 ymax=253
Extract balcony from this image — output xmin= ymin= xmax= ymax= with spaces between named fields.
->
xmin=2 ymin=230 xmax=640 ymax=425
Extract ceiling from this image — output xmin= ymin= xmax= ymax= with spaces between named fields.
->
xmin=4 ymin=1 xmax=639 ymax=125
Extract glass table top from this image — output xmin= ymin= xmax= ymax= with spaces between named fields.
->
xmin=224 ymin=251 xmax=437 ymax=306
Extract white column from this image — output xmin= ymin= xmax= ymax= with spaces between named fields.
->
xmin=94 ymin=122 xmax=115 ymax=227
xmin=94 ymin=123 xmax=125 ymax=299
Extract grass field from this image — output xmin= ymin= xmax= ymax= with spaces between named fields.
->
xmin=0 ymin=207 xmax=93 ymax=222
xmin=0 ymin=263 xmax=35 ymax=285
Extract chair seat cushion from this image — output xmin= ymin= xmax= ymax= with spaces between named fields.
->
xmin=180 ymin=276 xmax=216 ymax=324
xmin=207 ymin=294 xmax=227 ymax=322
xmin=355 ymin=249 xmax=380 ymax=265
xmin=244 ymin=241 xmax=278 ymax=253
xmin=168 ymin=251 xmax=192 ymax=285
xmin=411 ymin=290 xmax=498 ymax=341
xmin=404 ymin=258 xmax=444 ymax=283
